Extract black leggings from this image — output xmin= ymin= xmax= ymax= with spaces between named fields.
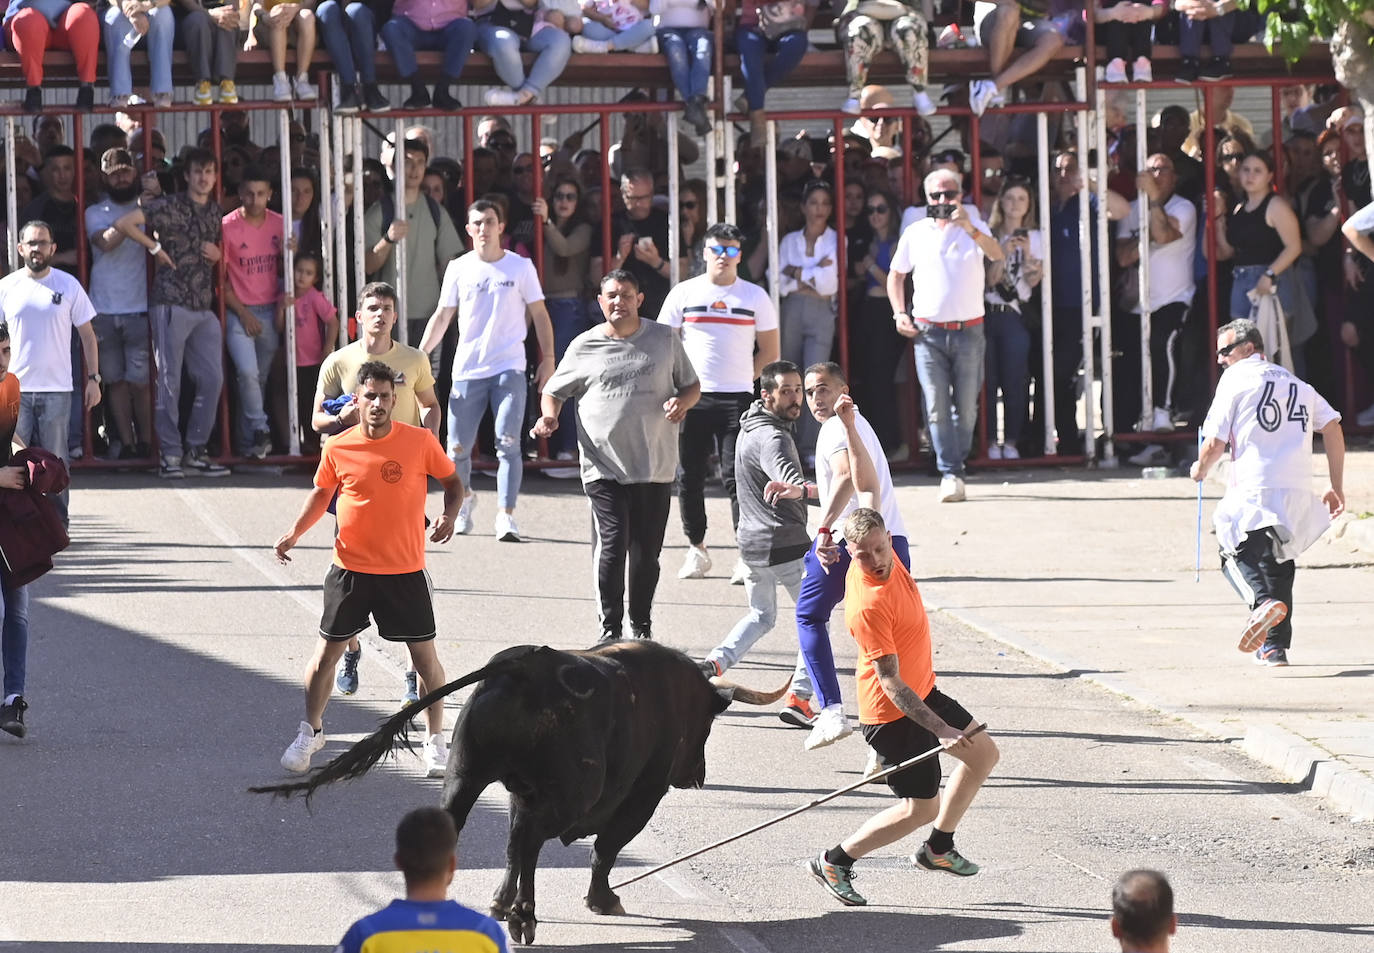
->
xmin=585 ymin=480 xmax=673 ymax=633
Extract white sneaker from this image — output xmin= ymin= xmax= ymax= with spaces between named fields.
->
xmin=678 ymin=546 xmax=712 ymax=579
xmin=968 ymin=79 xmax=1000 ymax=117
xmin=1104 ymin=57 xmax=1127 ymax=84
xmin=294 ymin=73 xmax=317 ymax=99
xmin=987 ymin=444 xmax=1003 ymax=460
xmin=280 ymin=721 xmax=324 ymax=773
xmin=862 ymin=745 xmax=883 ymax=780
xmin=1151 ymin=407 xmax=1173 ymax=432
xmin=1127 ymin=443 xmax=1168 ymax=466
xmin=729 ymin=559 xmax=749 ymax=585
xmin=544 ymin=450 xmax=580 ymax=479
xmin=484 ymin=87 xmax=521 ymax=107
xmin=1355 ymin=402 xmax=1374 ymax=427
xmin=572 ymin=36 xmax=609 ymax=54
xmin=1132 ymin=56 xmax=1153 ymax=83
xmin=455 ymin=493 xmax=476 ymax=535
xmin=912 ymin=88 xmax=936 ymax=116
xmin=841 ymin=97 xmax=861 ymax=115
xmin=272 ymin=71 xmax=292 ymax=102
xmin=495 ymin=511 xmax=521 ymax=542
xmin=1001 ymin=445 xmax=1020 ymax=460
xmin=938 ymin=475 xmax=966 ymax=503
xmin=805 ymin=705 xmax=854 ymax=750
xmin=423 ymin=733 xmax=449 ymax=779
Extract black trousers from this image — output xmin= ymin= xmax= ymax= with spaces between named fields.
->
xmin=1100 ymin=1 xmax=1152 ymax=61
xmin=1112 ymin=301 xmax=1188 ymax=430
xmin=850 ymin=295 xmax=908 ymax=450
xmin=677 ymin=391 xmax=752 ymax=545
xmin=585 ymin=480 xmax=673 ymax=633
xmin=1220 ymin=528 xmax=1296 ymax=649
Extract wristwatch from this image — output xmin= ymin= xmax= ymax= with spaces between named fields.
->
xmin=1264 ymin=268 xmax=1277 ymax=280
xmin=88 ymin=373 xmax=102 ymax=384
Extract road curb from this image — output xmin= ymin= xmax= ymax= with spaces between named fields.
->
xmin=926 ymin=601 xmax=1373 ymax=823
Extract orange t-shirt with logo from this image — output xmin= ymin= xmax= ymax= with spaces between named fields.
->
xmin=844 ymin=560 xmax=937 ymax=726
xmin=314 ymin=422 xmax=455 ymax=575
xmin=0 ymin=375 xmax=19 ymax=465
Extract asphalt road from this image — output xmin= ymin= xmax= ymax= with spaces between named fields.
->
xmin=3 ymin=471 xmax=1372 ymax=952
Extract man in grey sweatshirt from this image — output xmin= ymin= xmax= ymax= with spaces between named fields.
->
xmin=699 ymin=360 xmax=816 ymax=728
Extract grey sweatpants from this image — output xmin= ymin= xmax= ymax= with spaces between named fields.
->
xmin=151 ymin=304 xmax=224 ymax=459
xmin=180 ymin=10 xmax=238 ymax=83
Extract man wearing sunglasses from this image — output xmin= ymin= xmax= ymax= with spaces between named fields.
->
xmin=888 ymin=170 xmax=1003 ymax=503
xmin=1190 ymin=319 xmax=1344 ymax=668
xmin=660 ymin=222 xmax=780 ymax=579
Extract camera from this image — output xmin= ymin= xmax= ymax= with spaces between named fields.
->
xmin=928 ymin=203 xmax=954 ymax=220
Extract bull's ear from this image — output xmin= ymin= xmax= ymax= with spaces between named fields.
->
xmin=712 ymin=686 xmax=735 ymax=713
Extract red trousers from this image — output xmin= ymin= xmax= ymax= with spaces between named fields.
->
xmin=3 ymin=4 xmax=99 ymax=85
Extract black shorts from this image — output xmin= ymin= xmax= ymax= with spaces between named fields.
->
xmin=860 ymin=686 xmax=973 ymax=801
xmin=320 ymin=565 xmax=437 ymax=642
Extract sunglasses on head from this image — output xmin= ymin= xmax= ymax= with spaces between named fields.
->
xmin=928 ymin=189 xmax=960 ymax=201
xmin=866 ymin=204 xmax=889 ymax=214
xmin=707 ymin=244 xmax=742 ymax=258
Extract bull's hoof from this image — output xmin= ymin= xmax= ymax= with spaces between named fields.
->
xmin=586 ymin=891 xmax=626 ymax=916
xmin=506 ymin=902 xmax=537 ymax=945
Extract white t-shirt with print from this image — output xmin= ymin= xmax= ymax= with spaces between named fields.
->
xmin=439 ymin=250 xmax=545 ymax=381
xmin=658 ymin=274 xmax=778 ymax=393
xmin=0 ymin=268 xmax=96 ymax=392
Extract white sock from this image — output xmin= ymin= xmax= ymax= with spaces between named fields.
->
xmin=4 ymin=694 xmax=19 ymax=706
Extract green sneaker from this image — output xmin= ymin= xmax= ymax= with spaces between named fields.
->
xmin=808 ymin=853 xmax=867 ymax=906
xmin=913 ymin=843 xmax=980 ymax=876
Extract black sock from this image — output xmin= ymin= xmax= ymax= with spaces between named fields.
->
xmin=825 ymin=845 xmax=857 ymax=868
xmin=926 ymin=828 xmax=955 ymax=855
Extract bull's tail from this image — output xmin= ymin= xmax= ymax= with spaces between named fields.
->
xmin=249 ymin=649 xmax=536 ymax=802
xmin=712 ymin=676 xmax=792 ymax=707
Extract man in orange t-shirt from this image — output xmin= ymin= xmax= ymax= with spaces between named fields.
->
xmin=807 ymin=506 xmax=1000 ymax=908
xmin=273 ymin=360 xmax=463 ymax=779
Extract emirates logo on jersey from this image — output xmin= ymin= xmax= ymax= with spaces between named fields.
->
xmin=380 ymin=461 xmax=403 ymax=483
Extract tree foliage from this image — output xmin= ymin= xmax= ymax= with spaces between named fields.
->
xmin=1258 ymin=0 xmax=1372 ymax=61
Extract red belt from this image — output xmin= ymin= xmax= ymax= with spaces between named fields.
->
xmin=918 ymin=316 xmax=984 ymax=330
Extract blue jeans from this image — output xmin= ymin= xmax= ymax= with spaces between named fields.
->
xmin=103 ymin=3 xmax=173 ymax=96
xmin=795 ymin=535 xmax=910 ymax=710
xmin=580 ymin=18 xmax=655 ymax=50
xmin=546 ymin=296 xmax=593 ymax=456
xmin=913 ymin=323 xmax=986 ymax=478
xmin=448 ymin=369 xmax=527 ymax=511
xmin=0 ymin=582 xmax=28 ymax=698
xmin=735 ymin=27 xmax=808 ymax=111
xmin=225 ymin=305 xmax=280 ymax=452
xmin=17 ymin=391 xmax=71 ymax=525
xmin=1178 ymin=12 xmax=1234 ymax=58
xmin=707 ymin=557 xmax=813 ymax=700
xmin=657 ymin=26 xmax=712 ymax=101
xmin=475 ymin=21 xmax=570 ymax=97
xmin=984 ymin=307 xmax=1030 ymax=445
xmin=317 ymin=0 xmax=380 ymax=85
xmin=380 ymin=14 xmax=475 ymax=81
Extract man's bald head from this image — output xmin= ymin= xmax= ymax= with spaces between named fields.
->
xmin=1110 ymin=869 xmax=1176 ymax=951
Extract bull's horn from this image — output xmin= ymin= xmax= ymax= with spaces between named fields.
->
xmin=710 ymin=676 xmax=791 ymax=706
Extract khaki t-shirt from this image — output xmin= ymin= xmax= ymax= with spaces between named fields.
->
xmin=316 ymin=339 xmax=435 ymax=427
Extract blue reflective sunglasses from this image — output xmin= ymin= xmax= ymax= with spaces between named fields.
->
xmin=707 ymin=244 xmax=742 ymax=258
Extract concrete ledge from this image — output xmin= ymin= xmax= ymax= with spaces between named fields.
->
xmin=1240 ymin=725 xmax=1374 ymax=822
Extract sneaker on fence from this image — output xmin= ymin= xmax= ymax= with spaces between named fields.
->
xmin=1127 ymin=444 xmax=1168 ymax=467
xmin=280 ymin=720 xmax=324 ymax=773
xmin=336 ymin=648 xmax=361 ymax=695
xmin=1253 ymin=643 xmax=1289 ymax=667
xmin=455 ymin=493 xmax=477 ymax=534
xmin=1176 ymin=57 xmax=1199 ymax=83
xmin=183 ymin=446 xmax=229 ymax=476
xmin=294 ymin=74 xmax=317 ymax=100
xmin=678 ymin=545 xmax=712 ymax=579
xmin=423 ymin=733 xmax=449 ymax=778
xmin=218 ymin=79 xmax=239 ymax=104
xmin=807 ymin=853 xmax=867 ymax=906
xmin=1103 ymin=57 xmax=1127 ymax=84
xmin=1239 ymin=599 xmax=1287 ymax=654
xmin=1200 ymin=55 xmax=1231 ymax=80
xmin=912 ymin=87 xmax=937 ymax=117
xmin=572 ymin=36 xmax=610 ymax=54
xmin=913 ymin=843 xmax=980 ymax=876
xmin=495 ymin=512 xmax=521 ymax=542
xmin=336 ymin=85 xmax=360 ymax=114
xmin=362 ymin=83 xmax=391 ymax=112
xmin=779 ymin=693 xmax=816 ymax=728
xmin=193 ymin=80 xmax=213 ymax=106
xmin=805 ymin=704 xmax=853 ymax=750
xmin=1132 ymin=56 xmax=1152 ymax=83
xmin=485 ymin=88 xmax=522 ymax=107
xmin=968 ymin=79 xmax=1001 ymax=117
xmin=272 ymin=71 xmax=293 ymax=102
xmin=158 ymin=453 xmax=184 ymax=479
xmin=152 ymin=92 xmax=172 ymax=108
xmin=729 ymin=559 xmax=748 ymax=585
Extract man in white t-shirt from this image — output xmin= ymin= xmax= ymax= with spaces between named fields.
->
xmin=889 ymin=170 xmax=1004 ymax=504
xmin=773 ymin=361 xmax=910 ymax=751
xmin=1117 ymin=154 xmax=1198 ymax=466
xmin=0 ymin=220 xmax=100 ymax=525
xmin=1190 ymin=319 xmax=1344 ymax=667
xmin=420 ymin=199 xmax=555 ymax=544
xmin=659 ymin=222 xmax=780 ymax=581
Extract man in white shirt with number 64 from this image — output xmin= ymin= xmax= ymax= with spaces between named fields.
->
xmin=1190 ymin=318 xmax=1345 ymax=668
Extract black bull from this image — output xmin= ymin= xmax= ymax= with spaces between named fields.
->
xmin=252 ymin=640 xmax=788 ymax=944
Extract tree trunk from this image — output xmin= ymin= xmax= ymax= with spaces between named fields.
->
xmin=1331 ymin=20 xmax=1374 ymax=162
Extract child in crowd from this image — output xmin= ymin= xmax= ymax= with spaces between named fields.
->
xmin=277 ymin=251 xmax=337 ymax=454
xmin=245 ymin=0 xmax=319 ymax=102
xmin=573 ymin=0 xmax=654 ymax=53
xmin=1097 ymin=0 xmax=1163 ymax=84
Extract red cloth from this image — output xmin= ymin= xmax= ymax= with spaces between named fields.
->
xmin=3 ymin=3 xmax=99 ymax=85
xmin=0 ymin=447 xmax=70 ymax=587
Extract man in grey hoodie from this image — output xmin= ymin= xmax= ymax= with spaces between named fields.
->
xmin=699 ymin=360 xmax=816 ymax=727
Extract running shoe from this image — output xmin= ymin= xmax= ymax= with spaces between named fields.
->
xmin=495 ymin=512 xmax=521 ymax=542
xmin=805 ymin=705 xmax=853 ymax=750
xmin=183 ymin=446 xmax=229 ymax=477
xmin=808 ymin=853 xmax=866 ymax=906
xmin=402 ymin=671 xmax=421 ymax=706
xmin=1253 ymin=644 xmax=1289 ymax=667
xmin=423 ymin=734 xmax=449 ymax=778
xmin=678 ymin=546 xmax=712 ymax=579
xmin=455 ymin=493 xmax=476 ymax=534
xmin=913 ymin=843 xmax=980 ymax=876
xmin=778 ymin=693 xmax=816 ymax=728
xmin=281 ymin=721 xmax=324 ymax=773
xmin=1239 ymin=599 xmax=1287 ymax=654
xmin=729 ymin=559 xmax=749 ymax=585
xmin=336 ymin=648 xmax=361 ymax=695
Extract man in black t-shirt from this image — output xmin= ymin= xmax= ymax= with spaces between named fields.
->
xmin=590 ymin=170 xmax=670 ymax=319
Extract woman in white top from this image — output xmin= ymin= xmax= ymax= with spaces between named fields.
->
xmin=778 ymin=180 xmax=838 ymax=454
xmin=982 ymin=176 xmax=1044 ymax=460
xmin=656 ymin=0 xmax=714 ymax=136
